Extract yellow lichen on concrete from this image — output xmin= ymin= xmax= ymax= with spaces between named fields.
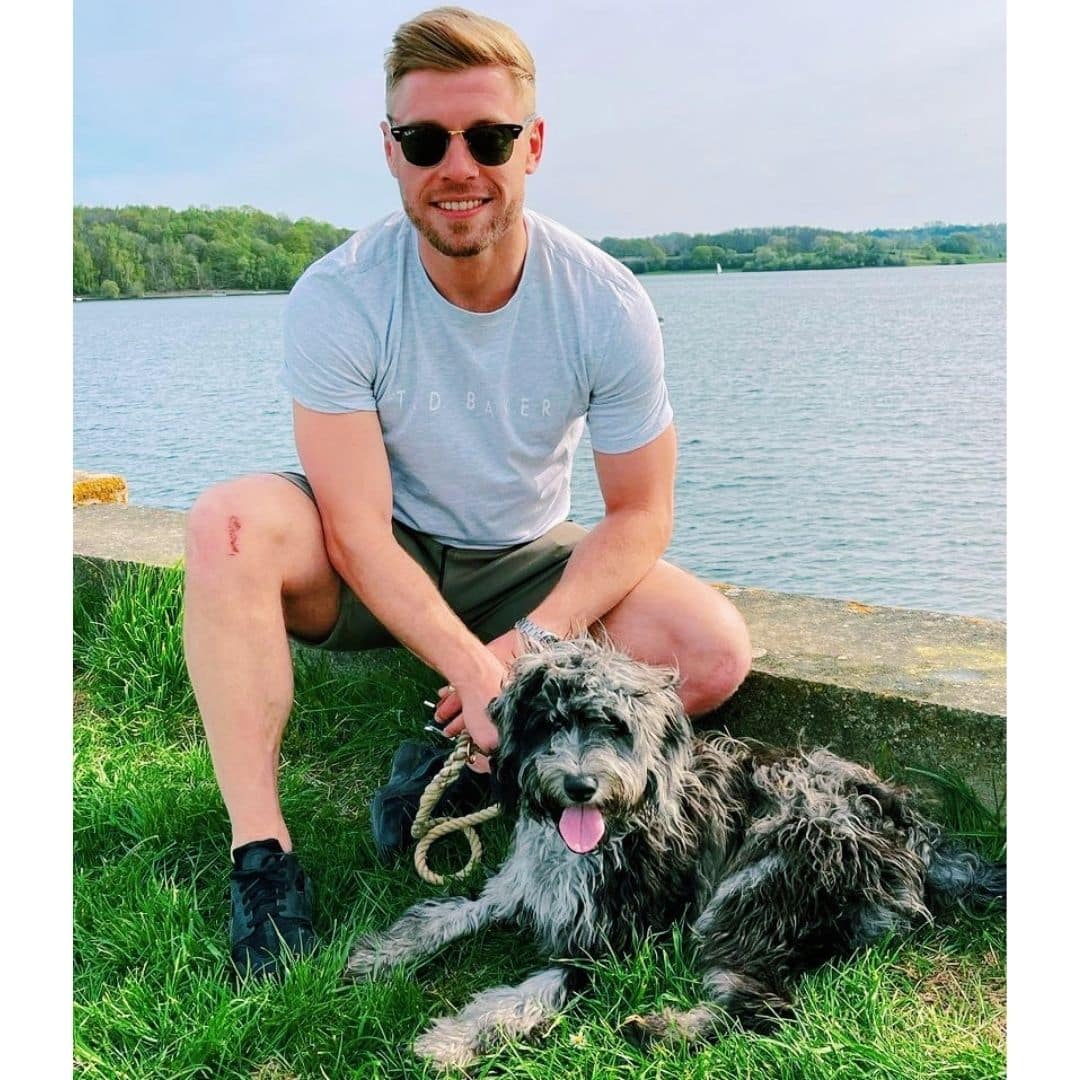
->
xmin=73 ymin=471 xmax=128 ymax=505
xmin=913 ymin=644 xmax=1005 ymax=672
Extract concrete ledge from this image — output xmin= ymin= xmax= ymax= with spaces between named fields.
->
xmin=74 ymin=504 xmax=1005 ymax=795
xmin=75 ymin=504 xmax=186 ymax=565
xmin=705 ymin=584 xmax=1004 ymax=792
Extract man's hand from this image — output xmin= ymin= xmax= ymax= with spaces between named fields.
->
xmin=433 ymin=627 xmax=524 ymax=750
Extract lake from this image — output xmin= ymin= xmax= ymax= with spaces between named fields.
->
xmin=74 ymin=263 xmax=1005 ymax=620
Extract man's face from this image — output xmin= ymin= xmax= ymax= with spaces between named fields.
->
xmin=383 ymin=66 xmax=543 ymax=259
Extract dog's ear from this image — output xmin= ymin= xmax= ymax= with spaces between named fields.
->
xmin=657 ymin=700 xmax=693 ymax=757
xmin=487 ymin=659 xmax=554 ymax=815
xmin=614 ymin=659 xmax=690 ymax=757
xmin=487 ymin=686 xmax=523 ymax=815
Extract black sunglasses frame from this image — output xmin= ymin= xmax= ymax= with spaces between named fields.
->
xmin=388 ymin=116 xmax=537 ymax=168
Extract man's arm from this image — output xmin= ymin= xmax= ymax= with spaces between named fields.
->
xmin=527 ymin=423 xmax=676 ymax=637
xmin=432 ymin=423 xmax=676 ymax=734
xmin=293 ymin=402 xmax=504 ymax=750
xmin=521 ymin=274 xmax=675 ymax=638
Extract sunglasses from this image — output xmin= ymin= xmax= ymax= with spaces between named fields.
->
xmin=388 ymin=115 xmax=537 ymax=168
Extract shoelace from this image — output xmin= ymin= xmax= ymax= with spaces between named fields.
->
xmin=235 ymin=859 xmax=295 ymax=924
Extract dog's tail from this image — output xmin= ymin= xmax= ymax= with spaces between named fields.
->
xmin=924 ymin=843 xmax=1006 ymax=908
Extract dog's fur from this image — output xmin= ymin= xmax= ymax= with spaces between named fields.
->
xmin=345 ymin=638 xmax=1005 ymax=1069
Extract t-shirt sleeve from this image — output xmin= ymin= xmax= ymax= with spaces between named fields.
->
xmin=278 ymin=271 xmax=379 ymax=413
xmin=586 ymin=283 xmax=673 ymax=453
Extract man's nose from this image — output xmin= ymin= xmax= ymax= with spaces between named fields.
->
xmin=439 ymin=132 xmax=480 ymax=180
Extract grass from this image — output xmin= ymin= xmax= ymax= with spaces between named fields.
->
xmin=74 ymin=564 xmax=1006 ymax=1079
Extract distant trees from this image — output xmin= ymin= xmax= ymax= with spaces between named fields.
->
xmin=72 ymin=205 xmax=354 ymax=297
xmin=72 ymin=206 xmax=1007 ymax=295
xmin=936 ymin=232 xmax=980 ymax=255
xmin=594 ymin=222 xmax=1006 ymax=274
xmin=687 ymin=244 xmax=731 ymax=269
xmin=73 ymin=240 xmax=97 ymax=295
xmin=595 ymin=236 xmax=668 ymax=272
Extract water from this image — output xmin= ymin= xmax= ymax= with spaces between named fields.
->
xmin=74 ymin=263 xmax=1005 ymax=619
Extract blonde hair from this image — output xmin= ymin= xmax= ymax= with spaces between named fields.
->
xmin=385 ymin=6 xmax=536 ymax=114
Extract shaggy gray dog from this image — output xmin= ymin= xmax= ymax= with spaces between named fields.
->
xmin=345 ymin=638 xmax=1005 ymax=1069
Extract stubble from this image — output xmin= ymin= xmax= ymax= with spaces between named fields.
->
xmin=405 ymin=192 xmax=523 ymax=259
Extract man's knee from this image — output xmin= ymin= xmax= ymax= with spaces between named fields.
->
xmin=603 ymin=563 xmax=753 ymax=716
xmin=185 ymin=475 xmax=308 ymax=584
xmin=680 ymin=597 xmax=753 ymax=716
xmin=185 ymin=475 xmax=342 ymax=641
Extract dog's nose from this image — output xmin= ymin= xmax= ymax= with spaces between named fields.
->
xmin=563 ymin=774 xmax=598 ymax=803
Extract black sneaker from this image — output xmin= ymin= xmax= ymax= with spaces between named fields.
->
xmin=229 ymin=839 xmax=316 ymax=981
xmin=370 ymin=739 xmax=491 ymax=860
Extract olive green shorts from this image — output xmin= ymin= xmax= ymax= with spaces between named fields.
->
xmin=277 ymin=471 xmax=585 ymax=650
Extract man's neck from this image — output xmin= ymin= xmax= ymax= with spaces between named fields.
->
xmin=418 ymin=217 xmax=529 ymax=313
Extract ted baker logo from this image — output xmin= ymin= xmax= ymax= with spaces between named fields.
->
xmin=385 ymin=389 xmax=553 ymax=418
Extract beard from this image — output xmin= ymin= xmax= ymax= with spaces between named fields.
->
xmin=404 ymin=190 xmax=523 ymax=258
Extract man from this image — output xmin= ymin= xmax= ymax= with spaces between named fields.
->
xmin=183 ymin=5 xmax=752 ymax=981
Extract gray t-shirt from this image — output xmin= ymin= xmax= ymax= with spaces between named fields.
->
xmin=280 ymin=209 xmax=672 ymax=548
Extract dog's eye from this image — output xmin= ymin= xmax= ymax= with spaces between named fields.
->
xmin=599 ymin=715 xmax=632 ymax=741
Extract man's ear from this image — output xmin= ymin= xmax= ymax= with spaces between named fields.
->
xmin=381 ymin=121 xmax=399 ymax=178
xmin=524 ymin=116 xmax=544 ymax=176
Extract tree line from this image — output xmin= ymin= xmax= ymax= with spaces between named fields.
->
xmin=73 ymin=205 xmax=1006 ymax=297
xmin=73 ymin=205 xmax=353 ymax=298
xmin=596 ymin=222 xmax=1006 ymax=273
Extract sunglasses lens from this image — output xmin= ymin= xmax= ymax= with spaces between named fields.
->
xmin=464 ymin=125 xmax=516 ymax=166
xmin=400 ymin=126 xmax=449 ymax=167
xmin=394 ymin=122 xmax=524 ymax=167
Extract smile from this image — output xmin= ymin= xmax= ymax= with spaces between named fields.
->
xmin=432 ymin=198 xmax=490 ymax=214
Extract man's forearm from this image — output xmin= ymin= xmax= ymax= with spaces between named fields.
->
xmin=323 ymin=522 xmax=497 ymax=692
xmin=527 ymin=506 xmax=671 ymax=637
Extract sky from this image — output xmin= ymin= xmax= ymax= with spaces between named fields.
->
xmin=73 ymin=0 xmax=1006 ymax=237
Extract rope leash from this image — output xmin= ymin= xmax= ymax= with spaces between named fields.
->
xmin=410 ymin=733 xmax=502 ymax=885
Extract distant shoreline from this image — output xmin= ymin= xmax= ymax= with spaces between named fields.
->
xmin=73 ymin=259 xmax=1005 ymax=302
xmin=635 ymin=255 xmax=1005 ymax=275
xmin=74 ymin=206 xmax=1006 ymax=298
xmin=74 ymin=289 xmax=290 ymax=302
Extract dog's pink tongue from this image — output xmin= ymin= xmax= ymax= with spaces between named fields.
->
xmin=558 ymin=806 xmax=605 ymax=854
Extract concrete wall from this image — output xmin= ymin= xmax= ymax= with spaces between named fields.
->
xmin=74 ymin=504 xmax=1005 ymax=800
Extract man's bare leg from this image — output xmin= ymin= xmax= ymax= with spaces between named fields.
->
xmin=183 ymin=474 xmax=341 ymax=854
xmin=598 ymin=560 xmax=753 ymax=716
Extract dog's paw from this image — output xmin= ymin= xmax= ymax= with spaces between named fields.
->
xmin=413 ymin=1016 xmax=481 ymax=1070
xmin=341 ymin=936 xmax=386 ymax=982
xmin=619 ymin=1005 xmax=726 ymax=1047
xmin=621 ymin=999 xmax=792 ymax=1047
xmin=619 ymin=1010 xmax=680 ymax=1048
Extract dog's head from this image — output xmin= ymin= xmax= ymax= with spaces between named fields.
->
xmin=488 ymin=637 xmax=691 ymax=854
